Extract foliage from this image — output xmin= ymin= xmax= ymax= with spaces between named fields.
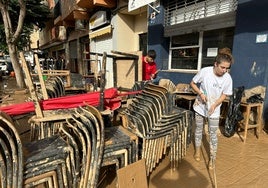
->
xmin=0 ymin=0 xmax=51 ymax=52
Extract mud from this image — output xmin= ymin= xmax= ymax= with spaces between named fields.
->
xmin=149 ymin=129 xmax=268 ymax=188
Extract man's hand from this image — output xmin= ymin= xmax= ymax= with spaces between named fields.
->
xmin=151 ymin=73 xmax=156 ymax=79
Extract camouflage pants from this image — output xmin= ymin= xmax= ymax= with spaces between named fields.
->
xmin=194 ymin=113 xmax=219 ymax=160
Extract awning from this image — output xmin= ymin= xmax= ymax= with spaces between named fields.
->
xmin=89 ymin=25 xmax=112 ymax=39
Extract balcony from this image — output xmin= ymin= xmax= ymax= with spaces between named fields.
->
xmin=76 ymin=0 xmax=116 ymax=9
xmin=53 ymin=0 xmax=116 ymax=27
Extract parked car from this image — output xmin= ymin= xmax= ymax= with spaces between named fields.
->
xmin=0 ymin=59 xmax=8 ymax=75
xmin=0 ymin=59 xmax=13 ymax=76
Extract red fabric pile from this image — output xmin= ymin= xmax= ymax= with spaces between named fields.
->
xmin=0 ymin=88 xmax=121 ymax=116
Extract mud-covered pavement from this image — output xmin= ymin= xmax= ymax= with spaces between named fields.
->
xmin=149 ymin=129 xmax=268 ymax=188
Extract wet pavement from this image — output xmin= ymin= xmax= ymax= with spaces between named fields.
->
xmin=149 ymin=129 xmax=268 ymax=188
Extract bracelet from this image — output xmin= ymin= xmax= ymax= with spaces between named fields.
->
xmin=199 ymin=92 xmax=204 ymax=96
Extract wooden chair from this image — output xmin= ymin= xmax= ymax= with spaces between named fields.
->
xmin=28 ymin=106 xmax=106 ymax=188
xmin=0 ymin=111 xmax=72 ymax=188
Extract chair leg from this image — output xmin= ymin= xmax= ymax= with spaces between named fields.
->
xmin=242 ymin=105 xmax=251 ymax=142
xmin=24 ymin=171 xmax=58 ymax=188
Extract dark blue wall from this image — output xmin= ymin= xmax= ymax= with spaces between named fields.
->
xmin=232 ymin=0 xmax=268 ymax=89
xmin=232 ymin=0 xmax=268 ymax=126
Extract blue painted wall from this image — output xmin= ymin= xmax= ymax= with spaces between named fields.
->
xmin=147 ymin=0 xmax=268 ymax=127
xmin=231 ymin=0 xmax=268 ymax=128
xmin=232 ymin=0 xmax=268 ymax=89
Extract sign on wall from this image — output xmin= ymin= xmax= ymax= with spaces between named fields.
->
xmin=128 ymin=0 xmax=156 ymax=12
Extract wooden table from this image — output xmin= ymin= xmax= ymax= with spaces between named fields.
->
xmin=174 ymin=92 xmax=196 ymax=110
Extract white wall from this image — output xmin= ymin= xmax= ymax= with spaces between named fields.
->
xmin=113 ymin=12 xmax=147 ymax=52
xmin=89 ymin=9 xmax=148 ymax=88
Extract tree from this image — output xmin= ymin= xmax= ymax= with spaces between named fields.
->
xmin=0 ymin=0 xmax=50 ymax=88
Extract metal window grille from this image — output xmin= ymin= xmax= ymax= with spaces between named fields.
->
xmin=164 ymin=0 xmax=238 ymax=26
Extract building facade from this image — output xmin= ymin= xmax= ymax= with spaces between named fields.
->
xmin=39 ymin=0 xmax=148 ymax=88
xmin=38 ymin=0 xmax=268 ymax=122
xmin=146 ymin=0 xmax=268 ymax=122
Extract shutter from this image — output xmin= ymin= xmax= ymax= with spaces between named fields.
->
xmin=164 ymin=0 xmax=237 ymax=36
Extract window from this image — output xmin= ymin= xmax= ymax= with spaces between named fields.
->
xmin=139 ymin=33 xmax=147 ymax=56
xmin=169 ymin=33 xmax=200 ymax=70
xmin=169 ymin=27 xmax=234 ymax=71
xmin=201 ymin=27 xmax=234 ymax=68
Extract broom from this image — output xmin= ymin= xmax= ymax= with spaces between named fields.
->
xmin=206 ymin=102 xmax=218 ymax=188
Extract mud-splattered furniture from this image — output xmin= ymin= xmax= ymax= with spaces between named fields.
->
xmin=102 ymin=126 xmax=138 ymax=169
xmin=123 ymin=83 xmax=193 ymax=175
xmin=28 ymin=105 xmax=105 ymax=188
xmin=0 ymin=111 xmax=72 ymax=188
xmin=238 ymin=102 xmax=264 ymax=142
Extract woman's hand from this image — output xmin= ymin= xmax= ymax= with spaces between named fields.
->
xmin=208 ymin=103 xmax=216 ymax=115
xmin=200 ymin=93 xmax=207 ymax=103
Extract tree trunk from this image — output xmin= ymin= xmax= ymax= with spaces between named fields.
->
xmin=0 ymin=0 xmax=26 ymax=88
xmin=8 ymin=44 xmax=26 ymax=88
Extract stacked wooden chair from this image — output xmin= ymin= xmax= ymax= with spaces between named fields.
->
xmin=41 ymin=76 xmax=65 ymax=99
xmin=0 ymin=105 xmax=107 ymax=187
xmin=0 ymin=111 xmax=73 ymax=188
xmin=101 ymin=125 xmax=138 ymax=169
xmin=28 ymin=105 xmax=105 ymax=188
xmin=18 ymin=52 xmax=140 ymax=187
xmin=123 ymin=83 xmax=193 ymax=174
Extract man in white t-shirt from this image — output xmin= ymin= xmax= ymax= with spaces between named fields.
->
xmin=190 ymin=48 xmax=233 ymax=170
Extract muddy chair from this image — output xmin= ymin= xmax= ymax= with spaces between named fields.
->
xmin=0 ymin=111 xmax=72 ymax=188
xmin=28 ymin=105 xmax=106 ymax=188
xmin=123 ymin=83 xmax=193 ymax=174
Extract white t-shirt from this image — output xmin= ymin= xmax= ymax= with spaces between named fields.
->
xmin=192 ymin=66 xmax=233 ymax=118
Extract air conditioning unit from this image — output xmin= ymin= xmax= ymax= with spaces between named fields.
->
xmin=51 ymin=26 xmax=66 ymax=40
xmin=75 ymin=19 xmax=88 ymax=30
xmin=89 ymin=11 xmax=110 ymax=30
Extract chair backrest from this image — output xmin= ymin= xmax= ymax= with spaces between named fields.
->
xmin=0 ymin=111 xmax=24 ymax=188
xmin=78 ymin=105 xmax=105 ymax=188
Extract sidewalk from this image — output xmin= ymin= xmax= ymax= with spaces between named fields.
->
xmin=149 ymin=129 xmax=268 ymax=188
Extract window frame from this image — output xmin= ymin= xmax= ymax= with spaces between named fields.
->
xmin=168 ymin=31 xmax=203 ymax=72
xmin=168 ymin=27 xmax=234 ymax=72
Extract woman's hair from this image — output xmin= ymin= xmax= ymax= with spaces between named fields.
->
xmin=215 ymin=47 xmax=234 ymax=64
xmin=219 ymin=47 xmax=232 ymax=56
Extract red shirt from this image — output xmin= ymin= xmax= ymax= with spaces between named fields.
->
xmin=142 ymin=56 xmax=157 ymax=80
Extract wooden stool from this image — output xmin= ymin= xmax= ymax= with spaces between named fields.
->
xmin=238 ymin=102 xmax=263 ymax=142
